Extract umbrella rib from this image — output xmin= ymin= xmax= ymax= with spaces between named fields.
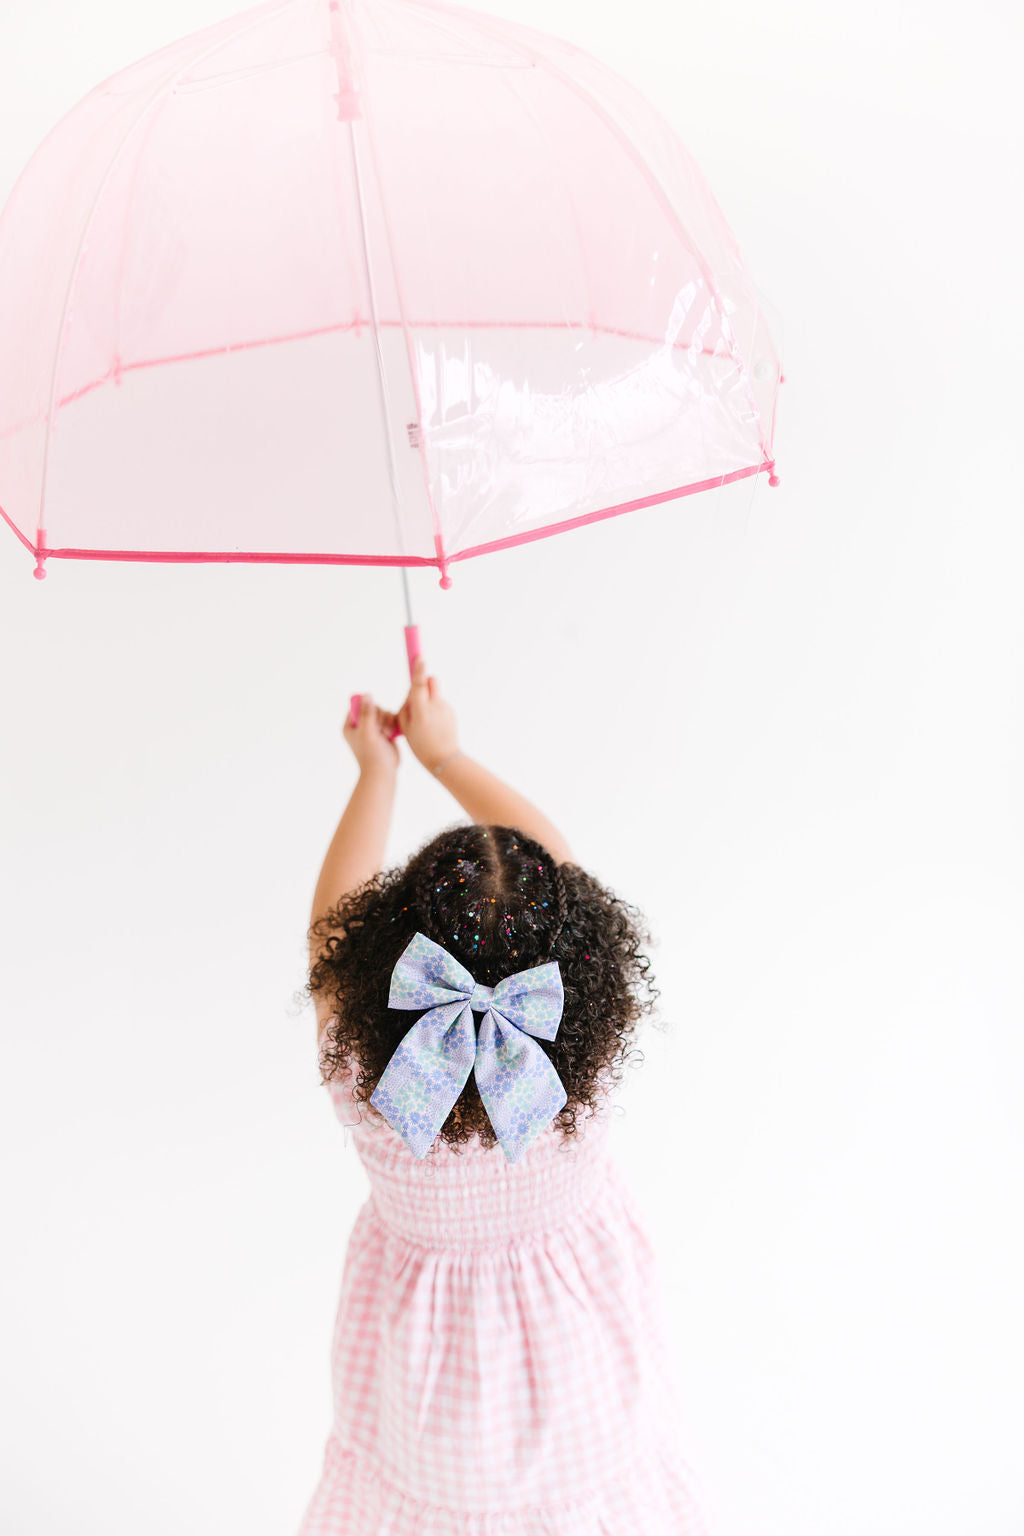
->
xmin=35 ymin=0 xmax=304 ymax=569
xmin=345 ymin=115 xmax=417 ymax=620
xmin=409 ymin=0 xmax=769 ymax=462
xmin=529 ymin=49 xmax=769 ymax=461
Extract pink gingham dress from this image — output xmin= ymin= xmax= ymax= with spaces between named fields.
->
xmin=296 ymin=1033 xmax=714 ymax=1536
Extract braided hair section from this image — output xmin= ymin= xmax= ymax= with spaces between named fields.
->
xmin=532 ymin=839 xmax=569 ymax=961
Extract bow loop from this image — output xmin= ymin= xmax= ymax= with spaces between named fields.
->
xmin=370 ymin=931 xmax=567 ymax=1164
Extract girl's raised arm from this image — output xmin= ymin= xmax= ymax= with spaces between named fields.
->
xmin=398 ymin=657 xmax=575 ymax=865
xmin=310 ymin=696 xmax=400 ymax=930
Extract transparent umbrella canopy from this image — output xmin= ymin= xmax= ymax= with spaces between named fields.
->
xmin=0 ymin=0 xmax=783 ymax=698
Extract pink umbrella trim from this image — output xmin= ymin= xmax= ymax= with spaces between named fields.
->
xmin=3 ymin=457 xmax=779 ymax=583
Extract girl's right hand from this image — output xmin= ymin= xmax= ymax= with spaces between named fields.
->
xmin=398 ymin=655 xmax=460 ymax=772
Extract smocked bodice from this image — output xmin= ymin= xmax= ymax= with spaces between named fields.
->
xmin=323 ymin=1057 xmax=617 ymax=1250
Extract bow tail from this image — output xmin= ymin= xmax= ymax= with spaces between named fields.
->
xmin=473 ymin=1012 xmax=569 ymax=1165
xmin=370 ymin=1001 xmax=476 ymax=1158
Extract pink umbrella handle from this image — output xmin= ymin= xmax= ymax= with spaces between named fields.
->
xmin=348 ymin=624 xmax=422 ymax=742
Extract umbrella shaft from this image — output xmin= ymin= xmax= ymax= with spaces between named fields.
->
xmin=400 ymin=564 xmax=413 ymax=627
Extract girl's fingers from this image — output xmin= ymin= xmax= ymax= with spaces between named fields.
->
xmin=344 ymin=693 xmax=403 ymax=744
xmin=410 ymin=655 xmax=439 ymax=704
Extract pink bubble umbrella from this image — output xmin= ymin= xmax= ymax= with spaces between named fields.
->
xmin=0 ymin=0 xmax=783 ymax=730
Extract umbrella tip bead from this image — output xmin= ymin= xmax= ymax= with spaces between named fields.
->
xmin=767 ymin=461 xmax=780 ymax=487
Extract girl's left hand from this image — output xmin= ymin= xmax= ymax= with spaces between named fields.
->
xmin=342 ymin=691 xmax=401 ymax=774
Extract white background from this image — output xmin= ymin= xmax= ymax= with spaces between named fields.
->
xmin=1 ymin=1 xmax=1021 ymax=1532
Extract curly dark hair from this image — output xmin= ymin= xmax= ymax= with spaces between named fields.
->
xmin=303 ymin=821 xmax=663 ymax=1154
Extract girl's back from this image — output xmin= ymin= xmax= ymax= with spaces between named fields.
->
xmin=298 ymin=1043 xmax=711 ymax=1534
xmin=297 ymin=660 xmax=713 ymax=1532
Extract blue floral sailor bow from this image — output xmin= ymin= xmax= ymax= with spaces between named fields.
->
xmin=369 ymin=931 xmax=567 ymax=1164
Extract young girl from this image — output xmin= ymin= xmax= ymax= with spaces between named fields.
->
xmin=297 ymin=655 xmax=713 ymax=1535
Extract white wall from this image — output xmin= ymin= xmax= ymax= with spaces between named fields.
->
xmin=1 ymin=1 xmax=1021 ymax=1532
